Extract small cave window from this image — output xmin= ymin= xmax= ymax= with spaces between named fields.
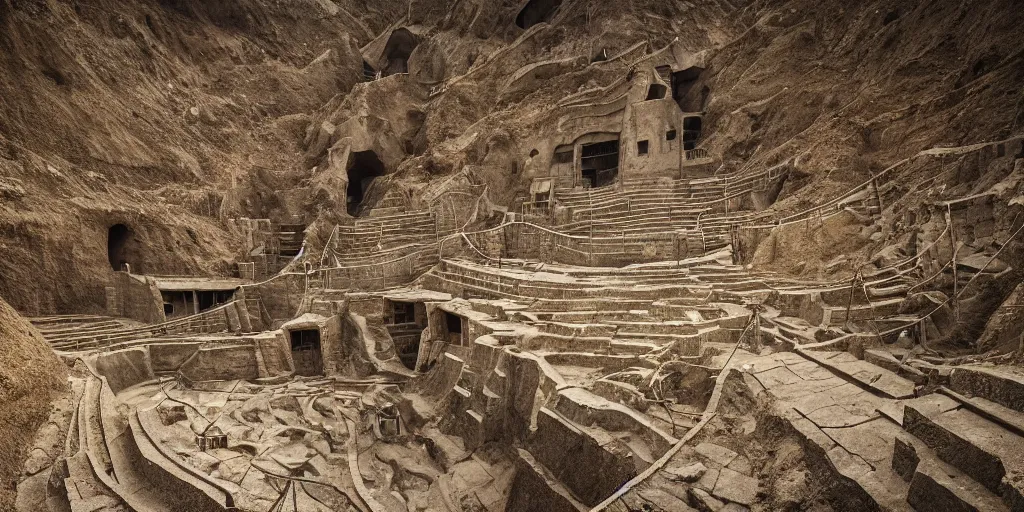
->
xmin=645 ymin=83 xmax=668 ymax=100
xmin=290 ymin=329 xmax=323 ymax=376
xmin=107 ymin=224 xmax=133 ymax=271
xmin=346 ymin=150 xmax=386 ymax=216
xmin=666 ymin=130 xmax=677 ymax=141
xmin=392 ymin=301 xmax=417 ymax=324
xmin=515 ymin=0 xmax=563 ymax=30
xmin=529 ymin=148 xmax=539 ymax=158
xmin=997 ymin=144 xmax=1005 ymax=158
xmin=445 ymin=311 xmax=463 ymax=334
xmin=637 ymin=140 xmax=649 ymax=155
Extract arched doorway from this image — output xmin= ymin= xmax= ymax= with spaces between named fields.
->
xmin=346 ymin=150 xmax=386 ymax=216
xmin=383 ymin=28 xmax=418 ymax=76
xmin=107 ymin=224 xmax=134 ymax=271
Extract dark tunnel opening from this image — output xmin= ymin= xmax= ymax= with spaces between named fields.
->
xmin=515 ymin=0 xmax=562 ymax=30
xmin=107 ymin=224 xmax=133 ymax=271
xmin=383 ymin=28 xmax=418 ymax=76
xmin=347 ymin=151 xmax=386 ymax=216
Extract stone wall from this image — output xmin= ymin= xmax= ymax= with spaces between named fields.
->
xmin=109 ymin=272 xmax=165 ymax=324
xmin=179 ymin=344 xmax=260 ymax=382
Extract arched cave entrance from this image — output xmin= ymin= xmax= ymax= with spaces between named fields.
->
xmin=515 ymin=0 xmax=563 ymax=30
xmin=672 ymin=66 xmax=705 ymax=112
xmin=347 ymin=150 xmax=386 ymax=216
xmin=107 ymin=224 xmax=134 ymax=271
xmin=383 ymin=28 xmax=418 ymax=76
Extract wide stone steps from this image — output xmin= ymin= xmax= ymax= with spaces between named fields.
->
xmin=900 ymin=392 xmax=1024 ymax=511
xmin=894 ymin=430 xmax=1008 ymax=511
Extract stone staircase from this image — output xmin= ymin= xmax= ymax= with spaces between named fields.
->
xmin=32 ymin=300 xmax=257 ymax=352
xmin=330 ymin=209 xmax=437 ymax=263
xmin=895 ymin=366 xmax=1024 ymax=511
xmin=274 ymin=222 xmax=306 ymax=257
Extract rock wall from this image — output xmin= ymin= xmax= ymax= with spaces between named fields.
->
xmin=0 ymin=297 xmax=68 ymax=510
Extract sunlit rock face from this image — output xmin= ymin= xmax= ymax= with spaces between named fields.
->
xmin=3 ymin=1 xmax=1024 ymax=511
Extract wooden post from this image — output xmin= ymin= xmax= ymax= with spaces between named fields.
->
xmin=844 ymin=272 xmax=858 ymax=328
xmin=946 ymin=206 xmax=959 ymax=321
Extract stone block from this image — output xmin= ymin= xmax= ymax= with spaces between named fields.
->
xmin=892 ymin=434 xmax=919 ymax=482
xmin=695 ymin=442 xmax=738 ymax=467
xmin=712 ymin=467 xmax=758 ymax=506
xmin=665 ymin=461 xmax=707 ymax=483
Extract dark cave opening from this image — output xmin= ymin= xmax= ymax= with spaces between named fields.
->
xmin=515 ymin=0 xmax=562 ymax=30
xmin=580 ymin=138 xmax=620 ymax=188
xmin=683 ymin=116 xmax=703 ymax=151
xmin=347 ymin=150 xmax=386 ymax=216
xmin=672 ymin=66 xmax=705 ymax=112
xmin=107 ymin=224 xmax=133 ymax=271
xmin=383 ymin=28 xmax=418 ymax=76
xmin=645 ymin=83 xmax=668 ymax=100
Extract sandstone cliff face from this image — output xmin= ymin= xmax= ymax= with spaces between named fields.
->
xmin=0 ymin=0 xmax=403 ymax=312
xmin=1 ymin=0 xmax=1023 ymax=345
xmin=0 ymin=297 xmax=67 ymax=510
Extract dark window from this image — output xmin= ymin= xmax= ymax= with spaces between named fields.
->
xmin=392 ymin=301 xmax=416 ymax=324
xmin=553 ymin=149 xmax=574 ymax=164
xmin=645 ymin=83 xmax=667 ymax=100
xmin=666 ymin=130 xmax=677 ymax=141
xmin=637 ymin=140 xmax=649 ymax=155
xmin=445 ymin=312 xmax=463 ymax=334
xmin=997 ymin=144 xmax=1005 ymax=157
xmin=163 ymin=303 xmax=173 ymax=316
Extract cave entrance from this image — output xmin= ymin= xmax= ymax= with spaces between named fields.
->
xmin=580 ymin=139 xmax=619 ymax=188
xmin=515 ymin=0 xmax=562 ymax=29
xmin=290 ymin=329 xmax=323 ymax=377
xmin=383 ymin=28 xmax=418 ymax=76
xmin=672 ymin=67 xmax=705 ymax=111
xmin=683 ymin=116 xmax=703 ymax=151
xmin=346 ymin=150 xmax=385 ymax=216
xmin=443 ymin=311 xmax=465 ymax=346
xmin=385 ymin=299 xmax=426 ymax=371
xmin=108 ymin=224 xmax=134 ymax=271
